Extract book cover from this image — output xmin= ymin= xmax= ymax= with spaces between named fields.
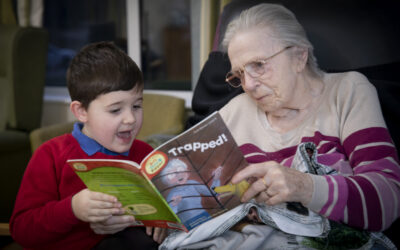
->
xmin=68 ymin=111 xmax=249 ymax=231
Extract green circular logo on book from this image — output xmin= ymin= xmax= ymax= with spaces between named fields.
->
xmin=144 ymin=151 xmax=167 ymax=175
xmin=124 ymin=204 xmax=157 ymax=215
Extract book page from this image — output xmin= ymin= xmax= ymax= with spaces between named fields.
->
xmin=140 ymin=112 xmax=249 ymax=230
xmin=68 ymin=159 xmax=185 ymax=231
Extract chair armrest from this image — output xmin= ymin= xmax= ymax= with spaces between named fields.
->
xmin=0 ymin=223 xmax=10 ymax=236
xmin=29 ymin=122 xmax=75 ymax=152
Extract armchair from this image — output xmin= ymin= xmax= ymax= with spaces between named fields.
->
xmin=0 ymin=24 xmax=48 ymax=224
xmin=136 ymin=93 xmax=186 ymax=147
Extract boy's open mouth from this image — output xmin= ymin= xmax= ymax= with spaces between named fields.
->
xmin=117 ymin=130 xmax=132 ymax=139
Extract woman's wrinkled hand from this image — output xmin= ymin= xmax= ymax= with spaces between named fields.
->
xmin=90 ymin=215 xmax=135 ymax=235
xmin=231 ymin=161 xmax=313 ymax=206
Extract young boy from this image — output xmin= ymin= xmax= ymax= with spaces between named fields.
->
xmin=10 ymin=42 xmax=166 ymax=249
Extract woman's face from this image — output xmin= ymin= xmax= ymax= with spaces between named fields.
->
xmin=165 ymin=165 xmax=189 ymax=185
xmin=227 ymin=28 xmax=302 ymax=114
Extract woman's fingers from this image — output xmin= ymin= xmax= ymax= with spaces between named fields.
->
xmin=255 ymin=190 xmax=270 ymax=204
xmin=241 ymin=177 xmax=269 ymax=202
xmin=232 ymin=161 xmax=313 ymax=205
xmin=232 ymin=161 xmax=276 ymax=184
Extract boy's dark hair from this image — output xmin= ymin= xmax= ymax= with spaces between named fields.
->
xmin=67 ymin=41 xmax=143 ymax=109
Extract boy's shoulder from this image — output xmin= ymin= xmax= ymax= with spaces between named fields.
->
xmin=34 ymin=135 xmax=153 ymax=164
xmin=34 ymin=133 xmax=80 ymax=159
xmin=40 ymin=132 xmax=77 ymax=146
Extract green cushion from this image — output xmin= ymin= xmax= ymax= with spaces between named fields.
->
xmin=0 ymin=24 xmax=48 ymax=132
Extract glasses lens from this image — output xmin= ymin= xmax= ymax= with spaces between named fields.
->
xmin=226 ymin=71 xmax=242 ymax=87
xmin=245 ymin=61 xmax=266 ymax=78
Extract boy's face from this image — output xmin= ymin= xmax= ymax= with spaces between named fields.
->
xmin=81 ymin=87 xmax=143 ymax=153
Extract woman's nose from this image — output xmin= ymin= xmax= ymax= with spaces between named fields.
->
xmin=242 ymin=71 xmax=259 ymax=90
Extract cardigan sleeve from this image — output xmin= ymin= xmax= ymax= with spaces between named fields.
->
xmin=310 ymin=73 xmax=400 ymax=231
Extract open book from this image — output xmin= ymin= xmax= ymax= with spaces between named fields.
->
xmin=67 ymin=111 xmax=249 ymax=232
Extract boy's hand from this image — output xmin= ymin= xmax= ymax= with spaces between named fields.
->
xmin=146 ymin=226 xmax=168 ymax=244
xmin=72 ymin=188 xmax=123 ymax=222
xmin=90 ymin=215 xmax=135 ymax=234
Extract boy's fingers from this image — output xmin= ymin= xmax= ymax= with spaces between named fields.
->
xmin=87 ymin=208 xmax=131 ymax=222
xmin=153 ymin=227 xmax=160 ymax=242
xmin=91 ymin=222 xmax=132 ymax=232
xmin=102 ymin=215 xmax=134 ymax=225
xmin=157 ymin=228 xmax=167 ymax=243
xmin=90 ymin=215 xmax=135 ymax=234
xmin=89 ymin=208 xmax=123 ymax=218
xmin=94 ymin=200 xmax=122 ymax=209
xmin=87 ymin=214 xmax=112 ymax=223
xmin=90 ymin=191 xmax=118 ymax=203
xmin=146 ymin=226 xmax=153 ymax=236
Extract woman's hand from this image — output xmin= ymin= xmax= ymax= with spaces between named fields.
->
xmin=71 ymin=189 xmax=124 ymax=222
xmin=146 ymin=226 xmax=168 ymax=244
xmin=90 ymin=215 xmax=135 ymax=234
xmin=231 ymin=161 xmax=313 ymax=206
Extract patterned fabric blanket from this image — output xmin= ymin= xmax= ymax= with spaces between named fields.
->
xmin=159 ymin=142 xmax=396 ymax=250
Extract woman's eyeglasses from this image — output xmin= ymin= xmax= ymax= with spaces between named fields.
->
xmin=225 ymin=46 xmax=293 ymax=88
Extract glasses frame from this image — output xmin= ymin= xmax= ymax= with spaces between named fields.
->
xmin=225 ymin=46 xmax=293 ymax=88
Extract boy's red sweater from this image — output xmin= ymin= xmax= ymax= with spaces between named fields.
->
xmin=10 ymin=134 xmax=153 ymax=249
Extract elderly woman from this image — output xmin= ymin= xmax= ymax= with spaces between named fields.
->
xmin=219 ymin=2 xmax=400 ymax=233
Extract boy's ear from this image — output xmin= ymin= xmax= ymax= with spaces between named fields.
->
xmin=70 ymin=101 xmax=88 ymax=122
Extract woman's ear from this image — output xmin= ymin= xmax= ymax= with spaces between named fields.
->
xmin=70 ymin=101 xmax=88 ymax=123
xmin=295 ymin=47 xmax=308 ymax=72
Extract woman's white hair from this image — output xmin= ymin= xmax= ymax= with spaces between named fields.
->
xmin=160 ymin=158 xmax=188 ymax=185
xmin=222 ymin=3 xmax=323 ymax=77
xmin=163 ymin=158 xmax=188 ymax=173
